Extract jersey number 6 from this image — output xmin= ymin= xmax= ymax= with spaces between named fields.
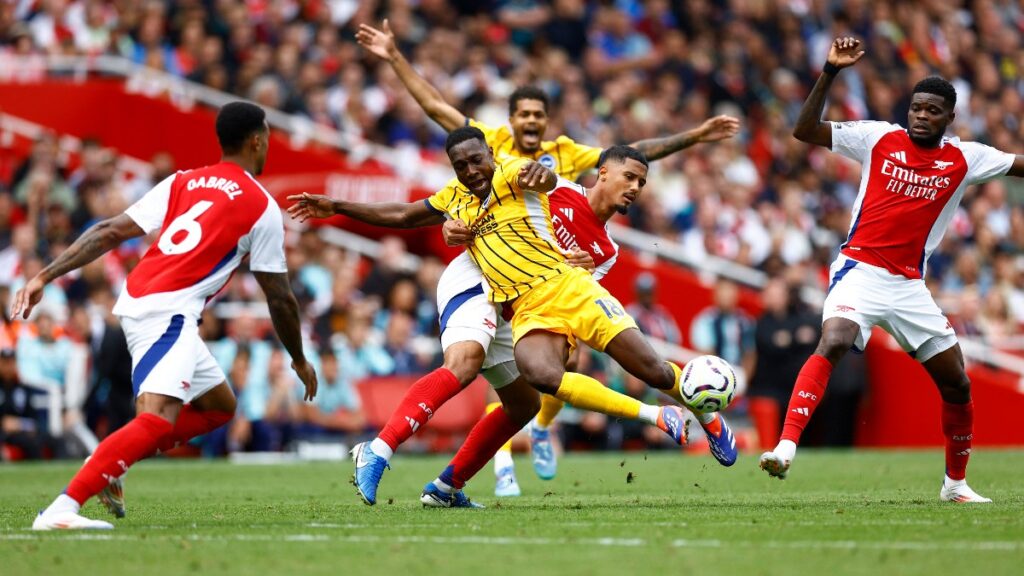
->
xmin=158 ymin=201 xmax=214 ymax=255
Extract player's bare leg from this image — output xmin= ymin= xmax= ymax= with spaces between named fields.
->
xmin=760 ymin=318 xmax=859 ymax=479
xmin=922 ymin=344 xmax=991 ymax=503
xmin=604 ymin=328 xmax=735 ymax=464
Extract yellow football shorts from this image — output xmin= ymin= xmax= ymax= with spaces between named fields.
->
xmin=509 ymin=267 xmax=638 ymax=352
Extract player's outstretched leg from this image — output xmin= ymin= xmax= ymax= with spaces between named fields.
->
xmin=514 ymin=331 xmax=688 ymax=446
xmin=486 ymin=402 xmax=522 ymax=497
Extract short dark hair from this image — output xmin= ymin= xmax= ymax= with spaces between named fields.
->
xmin=445 ymin=126 xmax=487 ymax=154
xmin=597 ymin=145 xmax=648 ymax=169
xmin=216 ymin=102 xmax=266 ymax=154
xmin=509 ymin=86 xmax=549 ymax=116
xmin=912 ymin=76 xmax=957 ymax=109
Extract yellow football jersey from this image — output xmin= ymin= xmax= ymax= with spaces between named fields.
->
xmin=469 ymin=119 xmax=602 ymax=182
xmin=425 ymin=156 xmax=571 ymax=303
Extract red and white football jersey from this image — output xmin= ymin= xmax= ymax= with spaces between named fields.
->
xmin=831 ymin=121 xmax=1014 ymax=279
xmin=548 ymin=178 xmax=619 ymax=280
xmin=112 ymin=162 xmax=286 ymax=320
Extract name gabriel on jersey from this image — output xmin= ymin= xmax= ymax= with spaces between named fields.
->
xmin=186 ymin=176 xmax=244 ymax=200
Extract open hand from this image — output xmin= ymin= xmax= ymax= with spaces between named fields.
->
xmin=356 ymin=20 xmax=398 ymax=62
xmin=698 ymin=115 xmax=741 ymax=143
xmin=828 ymin=37 xmax=865 ymax=70
xmin=286 ymin=193 xmax=335 ymax=222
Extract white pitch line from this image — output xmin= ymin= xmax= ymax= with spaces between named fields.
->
xmin=0 ymin=532 xmax=1019 ymax=552
xmin=671 ymin=539 xmax=1024 ymax=552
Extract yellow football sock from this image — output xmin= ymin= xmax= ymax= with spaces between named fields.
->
xmin=535 ymin=394 xmax=564 ymax=429
xmin=665 ymin=361 xmax=686 ymax=404
xmin=554 ymin=372 xmax=643 ymax=421
xmin=485 ymin=402 xmax=513 ymax=453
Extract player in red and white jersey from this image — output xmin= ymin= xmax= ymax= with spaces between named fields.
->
xmin=759 ymin=38 xmax=1024 ymax=503
xmin=547 ymin=177 xmax=620 ymax=281
xmin=13 ymin=102 xmax=318 ymax=530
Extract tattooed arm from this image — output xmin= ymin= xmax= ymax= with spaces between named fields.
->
xmin=11 ymin=214 xmax=144 ymax=319
xmin=631 ymin=115 xmax=740 ymax=161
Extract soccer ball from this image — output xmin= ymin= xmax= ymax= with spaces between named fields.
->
xmin=679 ymin=355 xmax=737 ymax=414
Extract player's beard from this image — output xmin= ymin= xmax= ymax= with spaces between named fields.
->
xmin=909 ymin=133 xmax=943 ymax=148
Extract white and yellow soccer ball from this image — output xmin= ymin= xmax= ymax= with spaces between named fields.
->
xmin=679 ymin=355 xmax=737 ymax=414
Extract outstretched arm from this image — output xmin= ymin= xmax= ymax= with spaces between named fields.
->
xmin=287 ymin=193 xmax=446 ymax=228
xmin=793 ymin=36 xmax=865 ymax=148
xmin=630 ymin=115 xmax=740 ymax=161
xmin=253 ymin=271 xmax=318 ymax=401
xmin=356 ymin=20 xmax=467 ymax=132
xmin=11 ymin=214 xmax=144 ymax=319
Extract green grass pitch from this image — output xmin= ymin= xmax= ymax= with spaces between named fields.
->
xmin=2 ymin=450 xmax=1022 ymax=576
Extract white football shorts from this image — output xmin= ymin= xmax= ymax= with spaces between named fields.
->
xmin=438 ymin=283 xmax=518 ymax=389
xmin=822 ymin=255 xmax=957 ymax=362
xmin=121 ymin=314 xmax=227 ymax=402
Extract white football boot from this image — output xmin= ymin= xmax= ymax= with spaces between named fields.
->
xmin=32 ymin=510 xmax=114 ymax=531
xmin=759 ymin=440 xmax=796 ymax=479
xmin=940 ymin=476 xmax=992 ymax=503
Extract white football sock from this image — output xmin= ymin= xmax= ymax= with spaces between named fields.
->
xmin=774 ymin=439 xmax=797 ymax=462
xmin=369 ymin=438 xmax=394 ymax=462
xmin=44 ymin=494 xmax=81 ymax=516
xmin=493 ymin=449 xmax=514 ymax=473
xmin=638 ymin=404 xmax=660 ymax=426
xmin=696 ymin=411 xmax=716 ymax=425
xmin=944 ymin=475 xmax=965 ymax=488
xmin=432 ymin=478 xmax=455 ymax=494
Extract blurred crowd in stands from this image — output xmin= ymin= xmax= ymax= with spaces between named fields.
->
xmin=4 ymin=0 xmax=1024 ymax=459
